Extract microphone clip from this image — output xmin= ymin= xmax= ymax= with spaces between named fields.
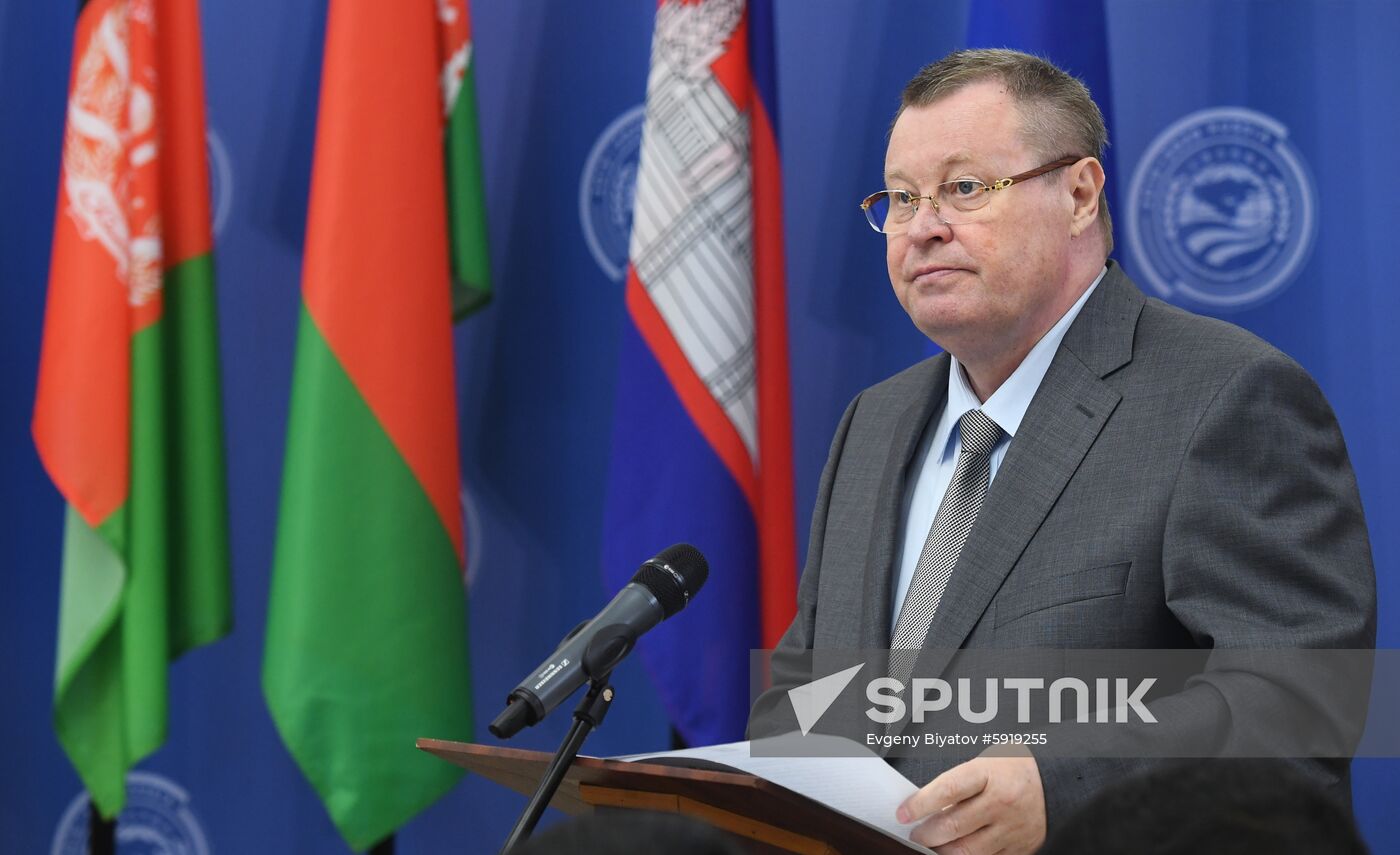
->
xmin=581 ymin=623 xmax=637 ymax=681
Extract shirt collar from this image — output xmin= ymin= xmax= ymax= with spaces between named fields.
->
xmin=930 ymin=266 xmax=1107 ymax=460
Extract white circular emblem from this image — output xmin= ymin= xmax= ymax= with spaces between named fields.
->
xmin=206 ymin=128 xmax=234 ymax=240
xmin=578 ymin=105 xmax=646 ymax=281
xmin=51 ymin=772 xmax=212 ymax=855
xmin=1126 ymin=107 xmax=1316 ymax=308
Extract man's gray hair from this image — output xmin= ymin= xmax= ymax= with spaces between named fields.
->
xmin=896 ymin=48 xmax=1113 ymax=254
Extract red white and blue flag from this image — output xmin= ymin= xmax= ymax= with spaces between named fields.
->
xmin=603 ymin=0 xmax=797 ymax=746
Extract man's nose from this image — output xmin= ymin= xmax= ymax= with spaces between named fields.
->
xmin=904 ymin=201 xmax=953 ymax=242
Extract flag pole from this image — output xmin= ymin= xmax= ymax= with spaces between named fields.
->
xmin=88 ymin=803 xmax=114 ymax=855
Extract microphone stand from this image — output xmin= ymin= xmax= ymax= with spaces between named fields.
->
xmin=499 ymin=677 xmax=615 ymax=853
xmin=499 ymin=625 xmax=636 ymax=853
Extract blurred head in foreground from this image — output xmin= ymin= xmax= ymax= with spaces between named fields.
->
xmin=511 ymin=810 xmax=746 ymax=855
xmin=1040 ymin=759 xmax=1369 ymax=855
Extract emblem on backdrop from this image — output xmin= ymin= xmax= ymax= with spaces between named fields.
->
xmin=207 ymin=128 xmax=234 ymax=240
xmin=52 ymin=772 xmax=211 ymax=855
xmin=1127 ymin=107 xmax=1317 ymax=309
xmin=461 ymin=482 xmax=483 ymax=590
xmin=580 ymin=105 xmax=646 ymax=281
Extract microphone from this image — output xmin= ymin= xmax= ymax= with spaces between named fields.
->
xmin=489 ymin=544 xmax=708 ymax=739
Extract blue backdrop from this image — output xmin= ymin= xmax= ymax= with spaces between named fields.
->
xmin=1 ymin=1 xmax=1396 ymax=852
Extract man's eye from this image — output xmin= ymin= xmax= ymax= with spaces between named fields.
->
xmin=890 ymin=191 xmax=916 ymax=208
xmin=951 ymin=180 xmax=981 ymax=196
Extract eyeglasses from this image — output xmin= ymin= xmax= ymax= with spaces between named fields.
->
xmin=860 ymin=155 xmax=1084 ymax=233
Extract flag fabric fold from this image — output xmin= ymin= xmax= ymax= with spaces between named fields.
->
xmin=602 ymin=0 xmax=798 ymax=748
xmin=440 ymin=0 xmax=493 ymax=319
xmin=261 ymin=0 xmax=480 ymax=849
xmin=33 ymin=0 xmax=232 ymax=817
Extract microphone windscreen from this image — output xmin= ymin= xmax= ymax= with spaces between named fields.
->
xmin=632 ymin=543 xmax=708 ymax=617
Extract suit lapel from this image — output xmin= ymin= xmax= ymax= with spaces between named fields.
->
xmin=856 ymin=354 xmax=949 ymax=648
xmin=919 ymin=264 xmax=1144 ymax=653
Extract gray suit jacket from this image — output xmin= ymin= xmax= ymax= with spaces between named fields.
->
xmin=749 ymin=262 xmax=1376 ymax=830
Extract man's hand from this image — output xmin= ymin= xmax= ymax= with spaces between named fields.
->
xmin=897 ymin=749 xmax=1046 ymax=854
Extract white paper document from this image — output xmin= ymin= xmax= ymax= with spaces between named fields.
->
xmin=615 ymin=733 xmax=924 ymax=849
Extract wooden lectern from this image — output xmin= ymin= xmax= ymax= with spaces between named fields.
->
xmin=417 ymin=739 xmax=920 ymax=854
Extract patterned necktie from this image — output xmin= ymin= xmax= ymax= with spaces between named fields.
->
xmin=890 ymin=409 xmax=1003 ymax=665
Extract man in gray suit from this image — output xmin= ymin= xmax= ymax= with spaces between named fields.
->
xmin=749 ymin=50 xmax=1375 ymax=854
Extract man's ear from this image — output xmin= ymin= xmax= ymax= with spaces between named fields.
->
xmin=1068 ymin=157 xmax=1106 ymax=238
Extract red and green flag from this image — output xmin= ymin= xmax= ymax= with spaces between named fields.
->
xmin=32 ymin=0 xmax=232 ymax=818
xmin=262 ymin=0 xmax=485 ymax=848
xmin=442 ymin=0 xmax=492 ymax=317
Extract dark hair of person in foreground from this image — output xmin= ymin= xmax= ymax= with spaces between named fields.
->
xmin=1039 ymin=759 xmax=1369 ymax=855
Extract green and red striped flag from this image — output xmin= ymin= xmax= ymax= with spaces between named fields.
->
xmin=32 ymin=0 xmax=231 ymax=818
xmin=442 ymin=0 xmax=492 ymax=317
xmin=262 ymin=0 xmax=483 ymax=848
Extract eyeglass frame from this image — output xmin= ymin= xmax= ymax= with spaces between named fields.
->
xmin=859 ymin=155 xmax=1087 ymax=233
